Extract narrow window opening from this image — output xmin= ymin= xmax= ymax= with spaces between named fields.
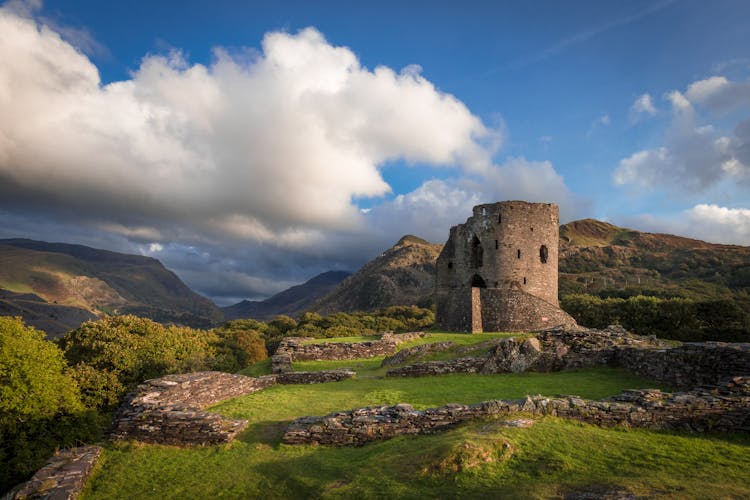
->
xmin=539 ymin=245 xmax=548 ymax=264
xmin=523 ymin=277 xmax=526 ymax=285
xmin=482 ymin=207 xmax=486 ymax=216
xmin=498 ymin=213 xmax=502 ymax=223
xmin=517 ymin=249 xmax=521 ymax=259
xmin=530 ymin=227 xmax=534 ymax=232
xmin=471 ymin=235 xmax=483 ymax=268
xmin=447 ymin=262 xmax=453 ymax=269
xmin=495 ymin=240 xmax=498 ymax=249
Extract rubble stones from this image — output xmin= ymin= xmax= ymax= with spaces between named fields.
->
xmin=616 ymin=342 xmax=750 ymax=390
xmin=276 ymin=370 xmax=355 ymax=384
xmin=282 ymin=376 xmax=750 ymax=446
xmin=111 ymin=369 xmax=355 ymax=446
xmin=274 ymin=332 xmax=429 ymax=363
xmin=271 ymin=353 xmax=293 ymax=373
xmin=380 ymin=341 xmax=456 ymax=367
xmin=386 ymin=325 xmax=670 ymax=377
xmin=110 ymin=371 xmax=275 ymax=446
xmin=14 ymin=446 xmax=102 ymax=500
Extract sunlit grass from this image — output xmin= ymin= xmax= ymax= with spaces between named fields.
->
xmin=83 ymin=366 xmax=749 ymax=499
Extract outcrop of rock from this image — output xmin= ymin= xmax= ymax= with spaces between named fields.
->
xmin=276 ymin=332 xmax=428 ymax=362
xmin=14 ymin=445 xmax=102 ymax=500
xmin=282 ymin=376 xmax=750 ymax=446
xmin=386 ymin=325 xmax=665 ymax=377
xmin=111 ymin=372 xmax=276 ymax=446
xmin=380 ymin=341 xmax=456 ymax=367
xmin=311 ymin=235 xmax=442 ymax=314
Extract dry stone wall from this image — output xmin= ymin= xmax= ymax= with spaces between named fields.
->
xmin=283 ymin=376 xmax=750 ymax=446
xmin=380 ymin=341 xmax=456 ymax=367
xmin=275 ymin=332 xmax=428 ymax=362
xmin=111 ymin=369 xmax=355 ymax=446
xmin=13 ymin=446 xmax=102 ymax=500
xmin=616 ymin=342 xmax=750 ymax=390
xmin=387 ymin=326 xmax=666 ymax=377
xmin=111 ymin=372 xmax=276 ymax=446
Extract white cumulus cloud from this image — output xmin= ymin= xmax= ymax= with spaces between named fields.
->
xmin=0 ymin=8 xmax=500 ymax=248
xmin=613 ymin=76 xmax=750 ymax=193
xmin=629 ymin=93 xmax=657 ymax=120
xmin=623 ymin=204 xmax=750 ymax=246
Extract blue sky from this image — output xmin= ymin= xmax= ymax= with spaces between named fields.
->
xmin=0 ymin=0 xmax=749 ymax=304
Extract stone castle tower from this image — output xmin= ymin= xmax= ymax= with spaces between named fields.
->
xmin=435 ymin=200 xmax=577 ymax=332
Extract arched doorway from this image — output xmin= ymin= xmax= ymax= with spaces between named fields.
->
xmin=471 ymin=274 xmax=486 ymax=288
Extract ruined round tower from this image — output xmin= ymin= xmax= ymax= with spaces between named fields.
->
xmin=435 ymin=201 xmax=576 ymax=332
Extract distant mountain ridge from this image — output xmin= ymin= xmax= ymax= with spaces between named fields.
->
xmin=310 ymin=235 xmax=443 ymax=314
xmin=222 ymin=270 xmax=350 ymax=321
xmin=0 ymin=238 xmax=222 ymax=336
xmin=308 ymin=221 xmax=750 ymax=315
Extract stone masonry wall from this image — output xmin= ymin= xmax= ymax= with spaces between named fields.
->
xmin=111 ymin=369 xmax=357 ymax=446
xmin=387 ymin=326 xmax=665 ymax=377
xmin=282 ymin=376 xmax=750 ymax=446
xmin=275 ymin=332 xmax=428 ymax=362
xmin=14 ymin=446 xmax=102 ymax=500
xmin=111 ymin=371 xmax=276 ymax=446
xmin=616 ymin=342 xmax=750 ymax=390
xmin=436 ymin=201 xmax=569 ymax=332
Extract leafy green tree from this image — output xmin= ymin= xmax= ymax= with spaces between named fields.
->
xmin=212 ymin=321 xmax=268 ymax=370
xmin=61 ymin=315 xmax=218 ymax=409
xmin=0 ymin=317 xmax=102 ymax=492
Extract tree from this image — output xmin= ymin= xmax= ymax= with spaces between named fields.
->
xmin=0 ymin=317 xmax=101 ymax=492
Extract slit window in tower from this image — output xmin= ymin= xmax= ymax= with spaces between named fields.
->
xmin=471 ymin=235 xmax=483 ymax=268
xmin=540 ymin=245 xmax=548 ymax=264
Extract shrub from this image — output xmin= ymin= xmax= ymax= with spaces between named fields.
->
xmin=61 ymin=315 xmax=218 ymax=409
xmin=561 ymin=294 xmax=750 ymax=341
xmin=0 ymin=317 xmax=102 ymax=492
xmin=212 ymin=321 xmax=268 ymax=370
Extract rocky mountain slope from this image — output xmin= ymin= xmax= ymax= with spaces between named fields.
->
xmin=0 ymin=239 xmax=223 ymax=334
xmin=308 ymin=221 xmax=750 ymax=314
xmin=222 ymin=270 xmax=350 ymax=321
xmin=311 ymin=235 xmax=442 ymax=314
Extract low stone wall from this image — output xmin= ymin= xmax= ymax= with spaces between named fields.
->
xmin=275 ymin=332 xmax=429 ymax=362
xmin=14 ymin=446 xmax=102 ymax=500
xmin=283 ymin=376 xmax=750 ymax=446
xmin=387 ymin=326 xmax=665 ymax=378
xmin=111 ymin=372 xmax=276 ymax=446
xmin=271 ymin=353 xmax=293 ymax=373
xmin=616 ymin=342 xmax=750 ymax=390
xmin=380 ymin=341 xmax=455 ymax=367
xmin=111 ymin=369 xmax=358 ymax=446
xmin=276 ymin=370 xmax=355 ymax=385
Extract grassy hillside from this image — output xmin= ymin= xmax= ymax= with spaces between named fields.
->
xmin=81 ymin=346 xmax=750 ymax=499
xmin=0 ymin=239 xmax=222 ymax=331
xmin=559 ymin=220 xmax=750 ymax=306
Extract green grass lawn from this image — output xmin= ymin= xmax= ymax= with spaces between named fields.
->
xmin=80 ymin=338 xmax=750 ymax=499
xmin=78 ymin=366 xmax=750 ymax=500
xmin=291 ymin=332 xmax=528 ymax=376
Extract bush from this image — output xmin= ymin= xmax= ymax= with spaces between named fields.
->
xmin=561 ymin=294 xmax=750 ymax=341
xmin=212 ymin=321 xmax=268 ymax=370
xmin=0 ymin=317 xmax=103 ymax=492
xmin=61 ymin=315 xmax=219 ymax=409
